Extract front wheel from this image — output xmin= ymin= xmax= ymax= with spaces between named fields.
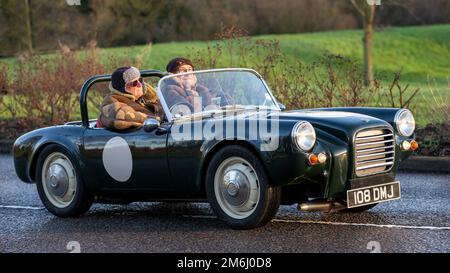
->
xmin=36 ymin=145 xmax=93 ymax=217
xmin=206 ymin=146 xmax=281 ymax=229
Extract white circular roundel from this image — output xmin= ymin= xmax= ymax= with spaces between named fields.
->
xmin=102 ymin=137 xmax=133 ymax=182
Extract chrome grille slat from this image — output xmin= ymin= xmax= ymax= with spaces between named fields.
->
xmin=355 ymin=133 xmax=394 ymax=141
xmin=356 ymin=157 xmax=395 ymax=165
xmin=356 ymin=139 xmax=395 ymax=147
xmin=356 ymin=162 xmax=394 ymax=171
xmin=356 ymin=151 xmax=395 ymax=159
xmin=356 ymin=145 xmax=395 ymax=153
xmin=355 ymin=128 xmax=395 ymax=176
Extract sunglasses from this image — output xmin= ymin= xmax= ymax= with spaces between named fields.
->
xmin=128 ymin=77 xmax=143 ymax=87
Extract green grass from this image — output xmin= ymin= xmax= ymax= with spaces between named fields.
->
xmin=107 ymin=24 xmax=450 ymax=87
xmin=269 ymin=25 xmax=449 ymax=86
xmin=1 ymin=24 xmax=449 ymax=126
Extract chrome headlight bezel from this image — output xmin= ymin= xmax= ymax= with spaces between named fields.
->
xmin=394 ymin=109 xmax=415 ymax=137
xmin=291 ymin=121 xmax=316 ymax=152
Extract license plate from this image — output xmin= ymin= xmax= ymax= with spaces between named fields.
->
xmin=347 ymin=181 xmax=401 ymax=208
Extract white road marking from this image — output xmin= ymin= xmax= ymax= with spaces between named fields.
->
xmin=183 ymin=214 xmax=217 ymax=219
xmin=2 ymin=208 xmax=448 ymax=231
xmin=183 ymin=215 xmax=450 ymax=231
xmin=0 ymin=205 xmax=45 ymax=210
xmin=273 ymin=219 xmax=450 ymax=230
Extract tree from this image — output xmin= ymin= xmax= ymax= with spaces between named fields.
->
xmin=349 ymin=0 xmax=378 ymax=87
xmin=107 ymin=0 xmax=164 ymax=45
xmin=24 ymin=0 xmax=33 ymax=52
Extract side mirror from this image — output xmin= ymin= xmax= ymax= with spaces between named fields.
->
xmin=143 ymin=118 xmax=160 ymax=132
xmin=278 ymin=102 xmax=286 ymax=111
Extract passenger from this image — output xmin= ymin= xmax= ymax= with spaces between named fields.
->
xmin=98 ymin=66 xmax=164 ymax=130
xmin=164 ymin=57 xmax=212 ymax=112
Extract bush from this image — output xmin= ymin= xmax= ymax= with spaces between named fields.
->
xmin=1 ymin=27 xmax=447 ymax=159
xmin=0 ymin=64 xmax=8 ymax=120
xmin=188 ymin=27 xmax=450 ymax=157
xmin=0 ymin=64 xmax=7 ymax=95
xmin=0 ymin=42 xmax=132 ymax=131
xmin=189 ymin=27 xmax=383 ymax=110
xmin=415 ymin=122 xmax=450 ymax=156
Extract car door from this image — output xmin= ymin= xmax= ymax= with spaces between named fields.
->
xmin=81 ymin=125 xmax=171 ymax=191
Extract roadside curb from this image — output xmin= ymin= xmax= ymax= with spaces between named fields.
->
xmin=1 ymin=139 xmax=449 ymax=173
xmin=398 ymin=156 xmax=450 ymax=173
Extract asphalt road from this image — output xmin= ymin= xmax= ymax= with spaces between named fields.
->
xmin=0 ymin=154 xmax=449 ymax=253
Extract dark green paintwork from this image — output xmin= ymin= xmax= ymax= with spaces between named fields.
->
xmin=13 ymin=71 xmax=414 ymax=203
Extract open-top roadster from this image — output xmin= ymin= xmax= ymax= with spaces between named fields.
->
xmin=13 ymin=69 xmax=418 ymax=229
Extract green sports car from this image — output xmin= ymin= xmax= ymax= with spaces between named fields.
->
xmin=13 ymin=68 xmax=418 ymax=229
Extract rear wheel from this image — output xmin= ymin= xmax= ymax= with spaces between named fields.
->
xmin=206 ymin=146 xmax=281 ymax=229
xmin=36 ymin=145 xmax=93 ymax=217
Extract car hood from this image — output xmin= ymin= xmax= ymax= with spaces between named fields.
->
xmin=270 ymin=110 xmax=392 ymax=142
xmin=187 ymin=108 xmax=392 ymax=143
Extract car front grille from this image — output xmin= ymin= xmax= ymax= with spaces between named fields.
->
xmin=355 ymin=128 xmax=395 ymax=176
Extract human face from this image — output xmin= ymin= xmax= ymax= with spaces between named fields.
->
xmin=175 ymin=64 xmax=196 ymax=89
xmin=175 ymin=64 xmax=194 ymax=74
xmin=125 ymin=77 xmax=144 ymax=99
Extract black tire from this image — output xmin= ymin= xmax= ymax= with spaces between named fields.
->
xmin=36 ymin=144 xmax=93 ymax=217
xmin=343 ymin=203 xmax=378 ymax=213
xmin=205 ymin=145 xmax=281 ymax=229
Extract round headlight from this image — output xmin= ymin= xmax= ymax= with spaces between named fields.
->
xmin=395 ymin=109 xmax=415 ymax=137
xmin=292 ymin=121 xmax=316 ymax=151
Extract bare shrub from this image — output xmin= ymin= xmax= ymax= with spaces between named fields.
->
xmin=420 ymin=78 xmax=450 ymax=124
xmin=189 ymin=26 xmax=315 ymax=108
xmin=0 ymin=64 xmax=7 ymax=95
xmin=2 ymin=41 xmax=133 ymax=131
xmin=266 ymin=61 xmax=316 ymax=110
xmin=310 ymin=54 xmax=381 ymax=108
xmin=380 ymin=71 xmax=421 ymax=109
xmin=190 ymin=28 xmax=381 ymax=111
xmin=0 ymin=64 xmax=9 ymax=119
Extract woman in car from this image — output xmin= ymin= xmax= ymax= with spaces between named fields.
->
xmin=98 ymin=66 xmax=164 ymax=130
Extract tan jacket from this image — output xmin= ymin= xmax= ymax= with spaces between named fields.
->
xmin=98 ymin=83 xmax=164 ymax=130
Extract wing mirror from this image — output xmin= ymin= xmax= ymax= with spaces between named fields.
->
xmin=278 ymin=102 xmax=286 ymax=111
xmin=143 ymin=118 xmax=160 ymax=132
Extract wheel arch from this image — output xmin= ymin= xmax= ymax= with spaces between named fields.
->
xmin=28 ymin=140 xmax=83 ymax=182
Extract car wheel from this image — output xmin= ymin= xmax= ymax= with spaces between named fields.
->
xmin=343 ymin=203 xmax=378 ymax=213
xmin=206 ymin=145 xmax=281 ymax=229
xmin=36 ymin=144 xmax=93 ymax=217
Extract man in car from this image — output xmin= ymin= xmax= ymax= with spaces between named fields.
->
xmin=163 ymin=57 xmax=212 ymax=112
xmin=98 ymin=66 xmax=164 ymax=130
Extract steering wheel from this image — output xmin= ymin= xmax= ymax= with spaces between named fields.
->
xmin=169 ymin=102 xmax=194 ymax=118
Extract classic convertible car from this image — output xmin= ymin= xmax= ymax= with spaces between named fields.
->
xmin=13 ymin=68 xmax=418 ymax=229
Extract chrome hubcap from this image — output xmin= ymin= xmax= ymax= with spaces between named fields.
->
xmin=214 ymin=157 xmax=260 ymax=219
xmin=223 ymin=170 xmax=249 ymax=206
xmin=42 ymin=152 xmax=77 ymax=208
xmin=226 ymin=180 xmax=240 ymax=197
xmin=47 ymin=164 xmax=69 ymax=197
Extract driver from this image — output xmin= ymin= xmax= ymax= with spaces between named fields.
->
xmin=164 ymin=57 xmax=212 ymax=112
xmin=98 ymin=66 xmax=164 ymax=130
